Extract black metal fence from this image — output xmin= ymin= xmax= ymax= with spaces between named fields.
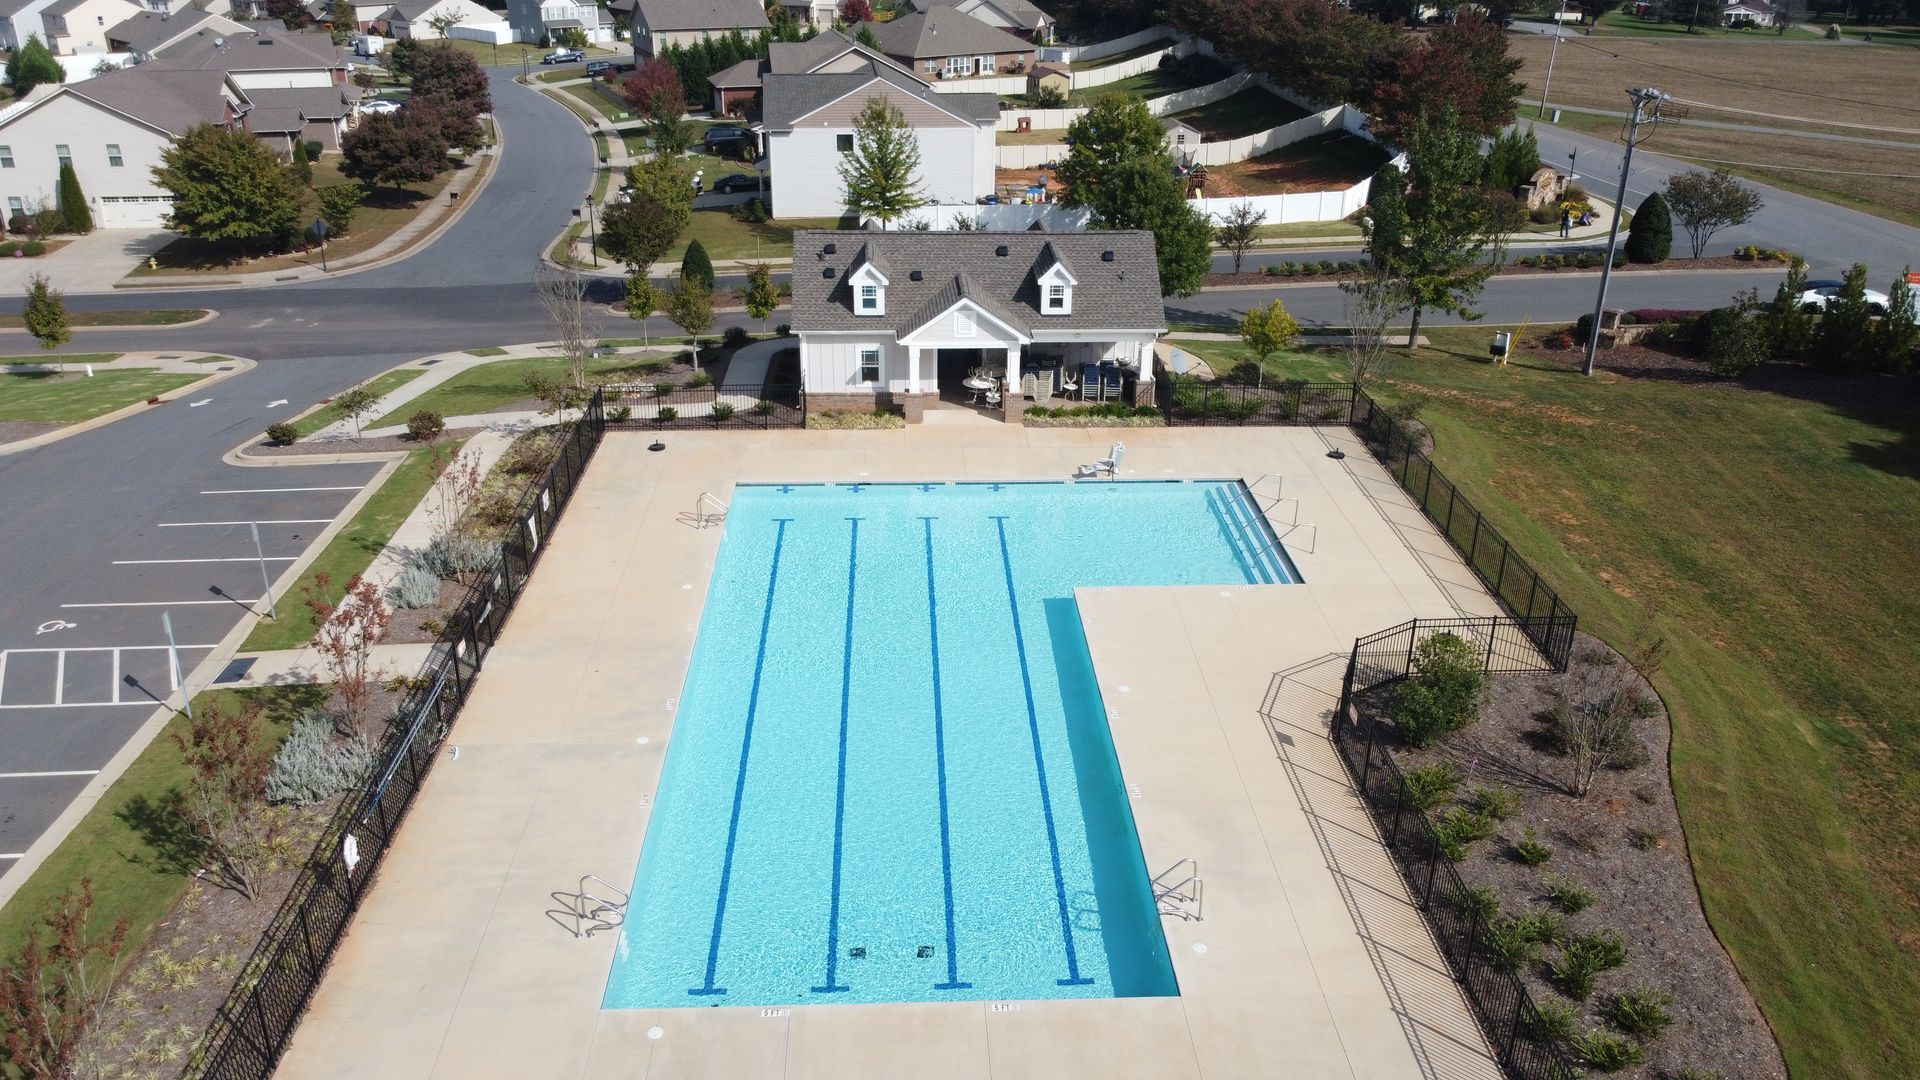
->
xmin=1331 ymin=618 xmax=1579 ymax=1080
xmin=189 ymin=391 xmax=611 ymax=1079
xmin=601 ymin=381 xmax=805 ymax=430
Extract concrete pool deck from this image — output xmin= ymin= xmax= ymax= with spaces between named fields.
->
xmin=278 ymin=423 xmax=1505 ymax=1080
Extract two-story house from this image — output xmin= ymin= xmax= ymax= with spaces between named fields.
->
xmin=903 ymin=0 xmax=1053 ymax=44
xmin=628 ymin=0 xmax=765 ymax=56
xmin=862 ymin=8 xmax=1035 ymax=83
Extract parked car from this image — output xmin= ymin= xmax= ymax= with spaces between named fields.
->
xmin=703 ymin=125 xmax=751 ymax=153
xmin=711 ymin=173 xmax=767 ymax=194
xmin=1796 ymin=279 xmax=1891 ymax=316
xmin=541 ymin=48 xmax=585 ymax=65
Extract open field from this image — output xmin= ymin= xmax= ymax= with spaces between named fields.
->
xmin=1169 ymin=87 xmax=1310 ymax=140
xmin=0 ymin=370 xmax=199 ymax=421
xmin=1177 ymin=327 xmax=1920 ymax=1076
xmin=1205 ymin=132 xmax=1387 ymax=196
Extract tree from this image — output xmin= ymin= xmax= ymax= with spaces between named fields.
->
xmin=535 ymin=263 xmax=603 ymax=387
xmin=1339 ymin=266 xmax=1406 ymax=386
xmin=55 ymin=163 xmax=90 ymax=234
xmin=1058 ymin=94 xmax=1213 ymax=296
xmin=0 ymin=879 xmax=128 ymax=1079
xmin=1663 ymin=168 xmax=1763 ymax=258
xmin=1812 ymin=262 xmax=1875 ymax=370
xmin=5 ymin=35 xmax=64 ymax=97
xmin=840 ymin=0 xmax=873 ymax=19
xmin=1214 ymin=201 xmax=1266 ymax=274
xmin=172 ymin=696 xmax=277 ymax=898
xmin=1874 ymin=267 xmax=1919 ymax=372
xmin=340 ymin=111 xmax=448 ymax=188
xmin=329 ymin=0 xmax=356 ymax=44
xmin=317 ymin=181 xmax=365 ymax=236
xmin=22 ymin=273 xmax=68 ymax=357
xmin=680 ymin=239 xmax=715 ymax=291
xmin=665 ymin=274 xmax=715 ymax=368
xmin=626 ymin=274 xmax=657 ymax=346
xmin=742 ymin=262 xmax=778 ymax=331
xmin=409 ymin=43 xmax=492 ymax=112
xmin=153 ymin=124 xmax=303 ymax=252
xmin=838 ymin=96 xmax=927 ymax=227
xmin=1364 ymin=109 xmax=1512 ymax=346
xmin=1239 ymin=298 xmax=1298 ymax=367
xmin=1623 ymin=191 xmax=1672 ymax=264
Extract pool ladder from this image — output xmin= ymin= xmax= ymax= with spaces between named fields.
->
xmin=1153 ymin=858 xmax=1205 ymax=922
xmin=551 ymin=875 xmax=629 ymax=939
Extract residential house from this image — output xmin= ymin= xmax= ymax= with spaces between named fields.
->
xmin=903 ymin=0 xmax=1053 ymax=44
xmin=104 ymin=7 xmax=248 ymax=58
xmin=789 ymin=229 xmax=1164 ymax=417
xmin=505 ymin=0 xmax=611 ymax=46
xmin=628 ymin=0 xmax=765 ymax=56
xmin=377 ymin=0 xmax=500 ymax=38
xmin=761 ymin=35 xmax=997 ymax=216
xmin=863 ymin=8 xmax=1035 ymax=83
xmin=40 ymin=0 xmax=143 ymax=53
xmin=0 ymin=65 xmax=244 ymax=227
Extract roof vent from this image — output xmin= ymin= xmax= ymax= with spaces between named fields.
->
xmin=909 ymin=269 xmax=923 ymax=281
xmin=995 ymin=245 xmax=1008 ymax=256
xmin=1101 ymin=250 xmax=1115 ymax=262
xmin=823 ymin=242 xmax=837 ymax=254
xmin=823 ymin=267 xmax=836 ymax=278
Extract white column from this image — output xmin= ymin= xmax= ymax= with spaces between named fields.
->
xmin=908 ymin=346 xmax=922 ymax=394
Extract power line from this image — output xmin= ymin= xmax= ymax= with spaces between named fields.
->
xmin=1549 ymin=36 xmax=1920 ymax=119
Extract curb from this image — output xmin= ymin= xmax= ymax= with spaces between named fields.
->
xmin=0 ymin=355 xmax=257 ymax=458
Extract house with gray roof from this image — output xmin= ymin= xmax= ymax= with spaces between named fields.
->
xmin=789 ymin=229 xmax=1165 ymax=417
xmin=903 ymin=0 xmax=1053 ymax=44
xmin=862 ymin=7 xmax=1036 ymax=82
xmin=761 ymin=46 xmax=997 ymax=216
xmin=629 ymin=0 xmax=766 ymax=56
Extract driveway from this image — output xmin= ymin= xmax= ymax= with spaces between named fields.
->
xmin=0 ymin=229 xmax=173 ymax=293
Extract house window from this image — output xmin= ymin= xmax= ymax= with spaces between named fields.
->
xmin=955 ymin=311 xmax=975 ymax=337
xmin=858 ymin=347 xmax=880 ymax=383
xmin=836 ymin=133 xmax=854 ymax=153
xmin=55 ymin=145 xmax=71 ymax=167
xmin=0 ymin=146 xmax=12 ymax=168
xmin=859 ymin=284 xmax=878 ymax=312
xmin=1047 ymin=284 xmax=1067 ymax=311
xmin=107 ymin=144 xmax=123 ymax=167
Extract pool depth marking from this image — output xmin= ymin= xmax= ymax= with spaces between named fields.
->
xmin=812 ymin=517 xmax=861 ymax=995
xmin=991 ymin=516 xmax=1094 ymax=988
xmin=922 ymin=517 xmax=971 ymax=991
xmin=690 ymin=517 xmax=793 ymax=998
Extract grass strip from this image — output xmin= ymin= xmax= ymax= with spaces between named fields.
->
xmin=0 ymin=370 xmax=200 ymax=422
xmin=239 ymin=440 xmax=465 ymax=652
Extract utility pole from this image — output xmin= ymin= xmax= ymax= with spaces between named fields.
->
xmin=1583 ymin=87 xmax=1666 ymax=378
xmin=1539 ymin=0 xmax=1571 ymax=119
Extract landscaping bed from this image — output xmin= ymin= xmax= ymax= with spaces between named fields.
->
xmin=1360 ymin=634 xmax=1785 ymax=1078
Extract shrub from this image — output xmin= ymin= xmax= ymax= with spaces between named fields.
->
xmin=722 ymin=325 xmax=751 ymax=349
xmin=1543 ymin=873 xmax=1596 ymax=914
xmin=657 ymin=405 xmax=678 ymax=422
xmin=1549 ymin=930 xmax=1628 ymax=999
xmin=1389 ymin=633 xmax=1487 ymax=747
xmin=1513 ymin=825 xmax=1554 ymax=866
xmin=1568 ymin=1028 xmax=1646 ymax=1072
xmin=1402 ymin=762 xmax=1462 ymax=810
xmin=1431 ymin=807 xmax=1495 ymax=861
xmin=710 ymin=401 xmax=736 ymax=422
xmin=265 ymin=711 xmax=376 ymax=805
xmin=1467 ymin=786 xmax=1518 ymax=820
xmin=609 ymin=404 xmax=631 ymax=421
xmin=265 ymin=422 xmax=299 ymax=446
xmin=1525 ymin=998 xmax=1579 ymax=1045
xmin=418 ymin=534 xmax=498 ymax=579
xmin=1603 ymin=986 xmax=1675 ymax=1040
xmin=405 ymin=409 xmax=445 ymax=442
xmin=1450 ymin=883 xmax=1500 ymax=924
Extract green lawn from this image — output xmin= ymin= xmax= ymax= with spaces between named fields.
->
xmin=288 ymin=368 xmax=426 ymax=439
xmin=239 ymin=441 xmax=465 ymax=652
xmin=0 ymin=309 xmax=203 ymax=329
xmin=1069 ymin=37 xmax=1174 ymax=70
xmin=658 ymin=210 xmax=846 ymax=266
xmin=372 ymin=358 xmax=671 ymax=427
xmin=0 ymin=684 xmax=325 ymax=994
xmin=1193 ymin=326 xmax=1920 ymax=1076
xmin=1169 ymin=87 xmax=1310 ymax=140
xmin=0 ymin=370 xmax=200 ymax=422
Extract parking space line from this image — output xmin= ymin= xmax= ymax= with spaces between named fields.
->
xmin=0 ymin=770 xmax=100 ymax=779
xmin=111 ymin=557 xmax=300 ymax=565
xmin=62 ymin=599 xmax=262 ymax=608
xmin=157 ymin=519 xmax=334 ymax=527
xmin=198 ymin=486 xmax=363 ymax=495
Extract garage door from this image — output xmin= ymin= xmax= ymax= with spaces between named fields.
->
xmin=94 ymin=194 xmax=176 ymax=229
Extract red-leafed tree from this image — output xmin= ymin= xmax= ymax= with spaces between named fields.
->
xmin=622 ymin=57 xmax=684 ymax=119
xmin=0 ymin=880 xmax=128 ymax=1078
xmin=839 ymin=0 xmax=874 ymax=22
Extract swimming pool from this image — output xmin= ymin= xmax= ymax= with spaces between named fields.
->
xmin=603 ymin=480 xmax=1299 ymax=1009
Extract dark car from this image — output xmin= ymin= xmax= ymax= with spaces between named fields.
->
xmin=703 ymin=125 xmax=751 ymax=152
xmin=711 ymin=173 xmax=767 ymax=194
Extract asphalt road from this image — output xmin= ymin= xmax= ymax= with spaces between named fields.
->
xmin=0 ymin=63 xmax=1893 ymax=879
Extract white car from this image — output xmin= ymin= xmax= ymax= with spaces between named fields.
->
xmin=1796 ymin=279 xmax=1891 ymax=316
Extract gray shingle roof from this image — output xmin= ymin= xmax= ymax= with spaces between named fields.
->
xmin=863 ymin=8 xmax=1035 ymax=60
xmin=633 ymin=0 xmax=766 ymax=32
xmin=791 ymin=230 xmax=1164 ymax=335
xmin=64 ymin=64 xmax=233 ymax=134
xmin=760 ymin=60 xmax=996 ymax=129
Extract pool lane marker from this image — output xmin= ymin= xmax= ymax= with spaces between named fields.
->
xmin=921 ymin=517 xmax=972 ymax=992
xmin=991 ymin=516 xmax=1095 ymax=988
xmin=690 ymin=517 xmax=793 ymax=998
xmin=812 ymin=517 xmax=861 ymax=996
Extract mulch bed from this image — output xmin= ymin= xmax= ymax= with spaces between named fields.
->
xmin=238 ymin=428 xmax=484 ymax=458
xmin=1363 ymin=634 xmax=1786 ymax=1079
xmin=1203 ymin=255 xmax=1791 ymax=288
xmin=0 ymin=419 xmax=65 ymax=444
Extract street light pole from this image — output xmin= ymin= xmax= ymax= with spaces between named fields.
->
xmin=1539 ymin=0 xmax=1570 ymax=119
xmin=1582 ymin=87 xmax=1665 ymax=378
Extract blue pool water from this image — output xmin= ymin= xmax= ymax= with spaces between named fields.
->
xmin=603 ymin=480 xmax=1299 ymax=1009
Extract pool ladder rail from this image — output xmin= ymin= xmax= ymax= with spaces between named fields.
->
xmin=550 ymin=875 xmax=630 ymax=939
xmin=1153 ymin=858 xmax=1205 ymax=922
